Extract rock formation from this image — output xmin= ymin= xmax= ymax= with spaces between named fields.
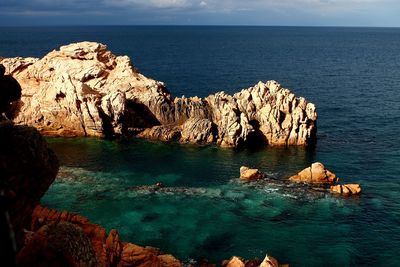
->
xmin=288 ymin=162 xmax=338 ymax=185
xmin=26 ymin=205 xmax=182 ymax=267
xmin=288 ymin=162 xmax=361 ymax=196
xmin=1 ymin=41 xmax=317 ymax=147
xmin=222 ymin=255 xmax=284 ymax=267
xmin=330 ymin=184 xmax=361 ymax=196
xmin=240 ymin=166 xmax=265 ymax=181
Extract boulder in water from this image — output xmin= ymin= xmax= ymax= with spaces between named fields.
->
xmin=330 ymin=184 xmax=361 ymax=196
xmin=240 ymin=166 xmax=264 ymax=181
xmin=289 ymin=162 xmax=338 ymax=185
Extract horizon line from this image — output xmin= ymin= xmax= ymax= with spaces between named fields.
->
xmin=1 ymin=24 xmax=400 ymax=29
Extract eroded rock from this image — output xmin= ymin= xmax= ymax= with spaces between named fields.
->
xmin=289 ymin=162 xmax=338 ymax=185
xmin=30 ymin=205 xmax=183 ymax=267
xmin=330 ymin=184 xmax=361 ymax=196
xmin=1 ymin=42 xmax=317 ymax=147
xmin=240 ymin=166 xmax=265 ymax=181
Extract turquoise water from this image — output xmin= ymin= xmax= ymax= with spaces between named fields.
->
xmin=42 ymin=137 xmax=399 ymax=267
xmin=1 ymin=26 xmax=400 ymax=266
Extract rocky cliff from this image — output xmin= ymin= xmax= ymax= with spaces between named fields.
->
xmin=1 ymin=42 xmax=317 ymax=147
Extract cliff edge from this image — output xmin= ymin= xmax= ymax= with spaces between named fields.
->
xmin=1 ymin=42 xmax=317 ymax=147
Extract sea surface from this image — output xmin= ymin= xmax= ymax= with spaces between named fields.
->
xmin=1 ymin=26 xmax=400 ymax=266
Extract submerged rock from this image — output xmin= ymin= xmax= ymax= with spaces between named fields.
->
xmin=1 ymin=42 xmax=317 ymax=147
xmin=240 ymin=166 xmax=265 ymax=181
xmin=330 ymin=184 xmax=361 ymax=196
xmin=289 ymin=162 xmax=338 ymax=185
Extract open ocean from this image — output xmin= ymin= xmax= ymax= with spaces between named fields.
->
xmin=1 ymin=26 xmax=400 ymax=266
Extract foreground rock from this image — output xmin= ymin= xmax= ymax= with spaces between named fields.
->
xmin=240 ymin=166 xmax=265 ymax=181
xmin=288 ymin=162 xmax=338 ymax=185
xmin=1 ymin=41 xmax=317 ymax=147
xmin=0 ymin=64 xmax=22 ymax=117
xmin=330 ymin=184 xmax=361 ymax=196
xmin=0 ymin=124 xmax=59 ymax=249
xmin=25 ymin=205 xmax=182 ymax=267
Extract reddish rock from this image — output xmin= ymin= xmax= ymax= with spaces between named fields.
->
xmin=259 ymin=254 xmax=279 ymax=267
xmin=330 ymin=184 xmax=362 ymax=196
xmin=106 ymin=229 xmax=122 ymax=266
xmin=289 ymin=162 xmax=338 ymax=185
xmin=17 ymin=222 xmax=98 ymax=267
xmin=29 ymin=205 xmax=183 ymax=267
xmin=240 ymin=166 xmax=264 ymax=181
xmin=157 ymin=254 xmax=183 ymax=267
xmin=224 ymin=256 xmax=246 ymax=267
xmin=119 ymin=243 xmax=163 ymax=267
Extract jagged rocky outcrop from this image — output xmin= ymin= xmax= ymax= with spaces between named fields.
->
xmin=1 ymin=41 xmax=317 ymax=147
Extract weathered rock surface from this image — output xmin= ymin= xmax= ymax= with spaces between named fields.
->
xmin=288 ymin=162 xmax=362 ymax=197
xmin=29 ymin=205 xmax=183 ymax=267
xmin=289 ymin=162 xmax=338 ymax=185
xmin=1 ymin=41 xmax=317 ymax=147
xmin=330 ymin=184 xmax=361 ymax=196
xmin=240 ymin=166 xmax=265 ymax=181
xmin=17 ymin=222 xmax=98 ymax=267
xmin=0 ymin=123 xmax=59 ymax=249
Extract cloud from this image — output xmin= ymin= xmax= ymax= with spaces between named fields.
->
xmin=0 ymin=0 xmax=399 ymax=26
xmin=109 ymin=0 xmax=191 ymax=9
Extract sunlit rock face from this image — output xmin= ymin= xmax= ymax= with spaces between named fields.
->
xmin=1 ymin=42 xmax=317 ymax=147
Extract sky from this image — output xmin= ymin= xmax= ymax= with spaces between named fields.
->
xmin=0 ymin=0 xmax=399 ymax=27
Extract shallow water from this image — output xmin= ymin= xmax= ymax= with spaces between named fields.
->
xmin=1 ymin=26 xmax=400 ymax=266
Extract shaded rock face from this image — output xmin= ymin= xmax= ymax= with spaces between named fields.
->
xmin=289 ymin=162 xmax=338 ymax=185
xmin=0 ymin=123 xmax=59 ymax=249
xmin=0 ymin=64 xmax=22 ymax=118
xmin=1 ymin=42 xmax=317 ymax=147
xmin=17 ymin=222 xmax=98 ymax=267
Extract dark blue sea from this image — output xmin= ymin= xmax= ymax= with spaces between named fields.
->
xmin=1 ymin=26 xmax=400 ymax=266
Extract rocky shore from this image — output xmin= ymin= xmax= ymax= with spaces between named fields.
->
xmin=1 ymin=41 xmax=317 ymax=147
